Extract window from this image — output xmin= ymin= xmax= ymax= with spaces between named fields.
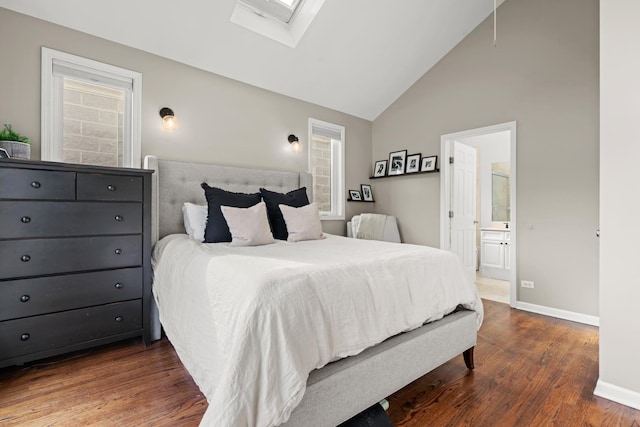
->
xmin=308 ymin=118 xmax=345 ymax=220
xmin=41 ymin=48 xmax=142 ymax=168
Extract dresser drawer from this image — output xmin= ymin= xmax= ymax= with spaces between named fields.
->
xmin=77 ymin=173 xmax=142 ymax=202
xmin=0 ymin=268 xmax=142 ymax=321
xmin=0 ymin=169 xmax=75 ymax=200
xmin=0 ymin=201 xmax=142 ymax=239
xmin=0 ymin=300 xmax=141 ymax=360
xmin=0 ymin=235 xmax=142 ymax=279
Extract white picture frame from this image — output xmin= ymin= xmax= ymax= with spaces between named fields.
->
xmin=349 ymin=190 xmax=362 ymax=201
xmin=406 ymin=153 xmax=421 ymax=173
xmin=388 ymin=150 xmax=407 ymax=176
xmin=421 ymin=155 xmax=438 ymax=172
xmin=373 ymin=160 xmax=387 ymax=177
xmin=361 ymin=184 xmax=374 ymax=202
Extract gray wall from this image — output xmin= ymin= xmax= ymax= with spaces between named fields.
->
xmin=372 ymin=0 xmax=599 ymax=315
xmin=599 ymin=0 xmax=640 ymax=401
xmin=0 ymin=3 xmax=602 ymax=317
xmin=0 ymin=7 xmax=373 ymax=236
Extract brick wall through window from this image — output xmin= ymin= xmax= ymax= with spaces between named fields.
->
xmin=310 ymin=135 xmax=332 ymax=212
xmin=62 ymin=79 xmax=124 ymax=167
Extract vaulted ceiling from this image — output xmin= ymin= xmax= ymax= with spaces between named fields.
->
xmin=0 ymin=0 xmax=501 ymax=120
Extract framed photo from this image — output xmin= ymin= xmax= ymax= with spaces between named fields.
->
xmin=388 ymin=150 xmax=407 ymax=176
xmin=406 ymin=153 xmax=421 ymax=173
xmin=373 ymin=160 xmax=387 ymax=177
xmin=361 ymin=184 xmax=374 ymax=202
xmin=421 ymin=155 xmax=438 ymax=172
xmin=349 ymin=190 xmax=362 ymax=201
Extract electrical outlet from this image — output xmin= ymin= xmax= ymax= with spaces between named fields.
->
xmin=521 ymin=280 xmax=534 ymax=289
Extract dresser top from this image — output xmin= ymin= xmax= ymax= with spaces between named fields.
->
xmin=0 ymin=158 xmax=153 ymax=175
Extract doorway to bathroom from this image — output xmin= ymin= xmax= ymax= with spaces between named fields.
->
xmin=440 ymin=122 xmax=516 ymax=307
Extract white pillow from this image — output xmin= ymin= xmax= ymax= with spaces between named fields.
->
xmin=279 ymin=203 xmax=324 ymax=242
xmin=220 ymin=202 xmax=275 ymax=247
xmin=182 ymin=202 xmax=208 ymax=241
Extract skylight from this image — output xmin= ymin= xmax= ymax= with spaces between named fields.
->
xmin=239 ymin=0 xmax=302 ymax=23
xmin=231 ymin=0 xmax=325 ymax=48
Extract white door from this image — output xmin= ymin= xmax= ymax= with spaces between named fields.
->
xmin=450 ymin=141 xmax=477 ymax=283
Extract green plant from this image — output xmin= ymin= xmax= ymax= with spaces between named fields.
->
xmin=0 ymin=124 xmax=30 ymax=144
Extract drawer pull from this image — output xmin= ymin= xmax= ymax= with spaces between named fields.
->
xmin=20 ymin=216 xmax=31 ymax=223
xmin=114 ymin=282 xmax=123 ymax=289
xmin=21 ymin=255 xmax=31 ymax=262
xmin=30 ymin=181 xmax=41 ymax=189
xmin=20 ymin=295 xmax=30 ymax=303
xmin=115 ymin=215 xmax=123 ymax=222
xmin=115 ymin=316 xmax=123 ymax=322
xmin=20 ymin=333 xmax=30 ymax=341
xmin=114 ymin=248 xmax=123 ymax=255
xmin=107 ymin=184 xmax=116 ymax=192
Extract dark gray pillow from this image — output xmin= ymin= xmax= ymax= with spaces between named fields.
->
xmin=201 ymin=183 xmax=262 ymax=243
xmin=259 ymin=187 xmax=309 ymax=240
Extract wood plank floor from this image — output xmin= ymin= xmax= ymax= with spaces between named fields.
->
xmin=1 ymin=300 xmax=639 ymax=426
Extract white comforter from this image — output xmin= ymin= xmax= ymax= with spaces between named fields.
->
xmin=152 ymin=234 xmax=483 ymax=427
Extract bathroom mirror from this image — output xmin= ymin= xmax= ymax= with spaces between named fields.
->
xmin=491 ymin=162 xmax=510 ymax=222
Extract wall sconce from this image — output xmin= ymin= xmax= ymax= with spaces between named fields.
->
xmin=288 ymin=134 xmax=301 ymax=152
xmin=159 ymin=107 xmax=176 ymax=130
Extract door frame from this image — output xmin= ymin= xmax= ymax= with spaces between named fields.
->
xmin=440 ymin=121 xmax=517 ymax=307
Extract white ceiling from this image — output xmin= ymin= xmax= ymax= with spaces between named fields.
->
xmin=0 ymin=0 xmax=501 ymax=121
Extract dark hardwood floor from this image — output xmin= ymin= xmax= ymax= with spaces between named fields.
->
xmin=1 ymin=300 xmax=639 ymax=426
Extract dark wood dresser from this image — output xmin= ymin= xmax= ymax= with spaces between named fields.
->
xmin=0 ymin=160 xmax=152 ymax=368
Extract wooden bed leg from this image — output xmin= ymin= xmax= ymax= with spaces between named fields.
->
xmin=463 ymin=347 xmax=475 ymax=370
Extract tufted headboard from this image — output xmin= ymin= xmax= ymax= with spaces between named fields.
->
xmin=143 ymin=155 xmax=313 ymax=244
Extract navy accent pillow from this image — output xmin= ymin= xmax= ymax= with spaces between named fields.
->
xmin=260 ymin=187 xmax=309 ymax=240
xmin=201 ymin=183 xmax=262 ymax=243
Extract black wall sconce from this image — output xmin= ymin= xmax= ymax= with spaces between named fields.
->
xmin=159 ymin=107 xmax=176 ymax=130
xmin=288 ymin=134 xmax=300 ymax=152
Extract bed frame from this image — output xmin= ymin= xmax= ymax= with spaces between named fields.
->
xmin=143 ymin=155 xmax=477 ymax=427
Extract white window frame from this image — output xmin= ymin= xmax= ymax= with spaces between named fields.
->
xmin=41 ymin=47 xmax=142 ymax=168
xmin=308 ymin=118 xmax=345 ymax=221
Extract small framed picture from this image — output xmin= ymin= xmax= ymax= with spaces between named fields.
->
xmin=349 ymin=190 xmax=362 ymax=201
xmin=406 ymin=153 xmax=421 ymax=173
xmin=373 ymin=160 xmax=387 ymax=177
xmin=421 ymin=155 xmax=438 ymax=172
xmin=361 ymin=184 xmax=374 ymax=202
xmin=388 ymin=150 xmax=407 ymax=176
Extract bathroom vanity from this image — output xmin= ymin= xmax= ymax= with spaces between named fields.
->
xmin=480 ymin=228 xmax=511 ymax=281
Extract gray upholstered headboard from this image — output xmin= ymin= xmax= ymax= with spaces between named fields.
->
xmin=143 ymin=155 xmax=313 ymax=244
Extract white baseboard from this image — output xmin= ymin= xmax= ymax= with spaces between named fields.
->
xmin=515 ymin=301 xmax=599 ymax=326
xmin=594 ymin=379 xmax=640 ymax=410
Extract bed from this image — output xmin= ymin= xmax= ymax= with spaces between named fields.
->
xmin=144 ymin=155 xmax=483 ymax=427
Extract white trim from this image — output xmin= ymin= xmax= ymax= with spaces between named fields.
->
xmin=440 ymin=121 xmax=517 ymax=307
xmin=516 ymin=301 xmax=599 ymax=326
xmin=41 ymin=47 xmax=142 ymax=168
xmin=439 ymin=140 xmax=453 ymax=250
xmin=594 ymin=379 xmax=640 ymax=410
xmin=308 ymin=118 xmax=345 ymax=221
